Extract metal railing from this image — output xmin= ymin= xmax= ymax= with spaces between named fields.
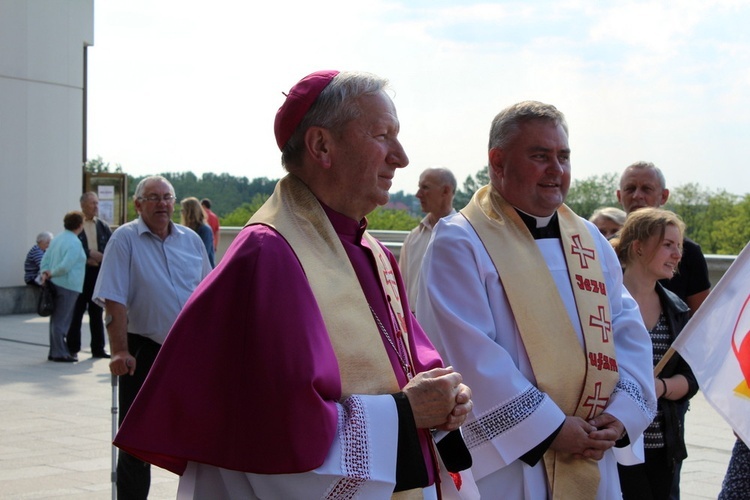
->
xmin=0 ymin=228 xmax=736 ymax=315
xmin=215 ymin=227 xmax=734 ymax=286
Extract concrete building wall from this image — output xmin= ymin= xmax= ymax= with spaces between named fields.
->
xmin=0 ymin=0 xmax=94 ymax=313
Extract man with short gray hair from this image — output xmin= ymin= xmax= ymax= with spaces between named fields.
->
xmin=67 ymin=192 xmax=113 ymax=359
xmin=617 ymin=161 xmax=711 ymax=314
xmin=94 ymin=175 xmax=211 ymax=500
xmin=400 ymin=166 xmax=457 ymax=310
xmin=109 ymin=71 xmax=472 ymax=499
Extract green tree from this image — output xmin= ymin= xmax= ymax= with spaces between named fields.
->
xmin=88 ymin=158 xmax=750 ymax=256
xmin=388 ymin=190 xmax=419 ymax=215
xmin=220 ymin=194 xmax=270 ymax=226
xmin=687 ymin=190 xmax=738 ymax=253
xmin=366 ymin=207 xmax=420 ymax=230
xmin=710 ymin=194 xmax=750 ymax=255
xmin=85 ymin=156 xmax=123 ymax=173
xmin=664 ymin=183 xmax=711 ymax=243
xmin=124 ymin=171 xmax=280 ymax=222
xmin=565 ymin=173 xmax=620 ymax=220
xmin=453 ymin=166 xmax=489 ymax=209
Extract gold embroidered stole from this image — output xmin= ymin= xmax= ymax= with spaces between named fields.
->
xmin=248 ymin=174 xmax=401 ymax=396
xmin=461 ymin=185 xmax=619 ymax=499
xmin=363 ymin=231 xmax=417 ymax=377
xmin=249 ymin=175 xmax=425 ymax=499
xmin=361 ymin=235 xmax=439 ymax=500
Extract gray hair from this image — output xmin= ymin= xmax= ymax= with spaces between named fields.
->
xmin=589 ymin=206 xmax=626 ymax=226
xmin=488 ymin=100 xmax=568 ymax=150
xmin=423 ymin=167 xmax=457 ymax=194
xmin=281 ymin=71 xmax=391 ymax=168
xmin=36 ymin=231 xmax=53 ymax=244
xmin=620 ymin=161 xmax=666 ymax=190
xmin=133 ymin=175 xmax=176 ymax=201
xmin=80 ymin=191 xmax=97 ymax=203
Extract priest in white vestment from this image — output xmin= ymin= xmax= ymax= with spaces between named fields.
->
xmin=417 ymin=101 xmax=657 ymax=500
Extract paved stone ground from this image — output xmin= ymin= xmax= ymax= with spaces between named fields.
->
xmin=0 ymin=313 xmax=735 ymax=498
xmin=0 ymin=314 xmax=177 ymax=499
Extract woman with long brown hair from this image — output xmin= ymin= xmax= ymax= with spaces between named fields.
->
xmin=180 ymin=197 xmax=215 ymax=268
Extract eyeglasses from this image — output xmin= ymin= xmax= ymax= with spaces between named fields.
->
xmin=138 ymin=194 xmax=175 ymax=203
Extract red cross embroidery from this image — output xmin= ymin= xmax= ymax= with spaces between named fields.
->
xmin=583 ymin=381 xmax=609 ymax=420
xmin=570 ymin=234 xmax=596 ymax=269
xmin=589 ymin=305 xmax=611 ymax=342
xmin=378 ymin=253 xmax=400 ymax=302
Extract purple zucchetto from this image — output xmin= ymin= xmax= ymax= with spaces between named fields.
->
xmin=274 ymin=70 xmax=340 ymax=151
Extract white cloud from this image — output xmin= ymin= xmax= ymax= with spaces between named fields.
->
xmin=86 ymin=0 xmax=750 ymax=196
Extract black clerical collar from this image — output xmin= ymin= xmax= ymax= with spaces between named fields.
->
xmin=515 ymin=209 xmax=561 ymax=240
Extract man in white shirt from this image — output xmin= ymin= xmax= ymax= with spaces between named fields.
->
xmin=399 ymin=167 xmax=456 ymax=311
xmin=94 ymin=176 xmax=211 ymax=499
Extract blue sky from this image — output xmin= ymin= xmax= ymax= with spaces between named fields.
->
xmin=87 ymin=0 xmax=750 ymax=197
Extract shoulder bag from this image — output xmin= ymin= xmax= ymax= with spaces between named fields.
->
xmin=37 ymin=281 xmax=57 ymax=317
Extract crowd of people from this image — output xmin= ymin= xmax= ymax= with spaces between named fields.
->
xmin=22 ymin=69 xmax=747 ymax=499
xmin=24 ymin=192 xmax=220 ymax=367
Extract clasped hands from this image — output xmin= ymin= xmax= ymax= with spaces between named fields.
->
xmin=550 ymin=413 xmax=625 ymax=461
xmin=402 ymin=367 xmax=473 ymax=432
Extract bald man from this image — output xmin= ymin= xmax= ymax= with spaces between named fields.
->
xmin=399 ymin=167 xmax=456 ymax=311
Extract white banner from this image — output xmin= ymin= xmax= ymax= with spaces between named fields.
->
xmin=672 ymin=242 xmax=750 ymax=445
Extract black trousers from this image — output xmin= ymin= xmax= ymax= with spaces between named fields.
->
xmin=117 ymin=333 xmax=160 ymax=500
xmin=66 ymin=266 xmax=106 ymax=355
xmin=618 ymin=447 xmax=675 ymax=500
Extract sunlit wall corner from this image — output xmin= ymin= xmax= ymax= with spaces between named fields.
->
xmin=0 ymin=0 xmax=94 ymax=313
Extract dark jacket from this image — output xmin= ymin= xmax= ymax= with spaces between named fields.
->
xmin=78 ymin=218 xmax=112 ymax=265
xmin=655 ymin=282 xmax=699 ymax=468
